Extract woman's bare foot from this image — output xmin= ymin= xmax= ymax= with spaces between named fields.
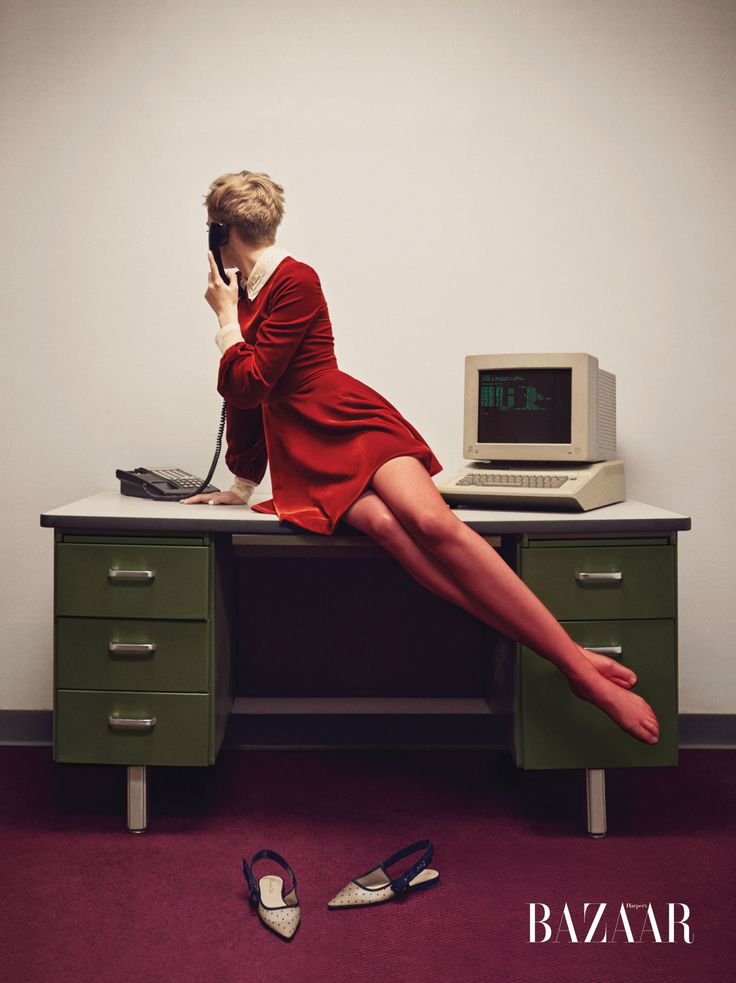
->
xmin=568 ymin=667 xmax=660 ymax=744
xmin=576 ymin=643 xmax=637 ymax=689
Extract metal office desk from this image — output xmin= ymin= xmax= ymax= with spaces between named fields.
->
xmin=40 ymin=491 xmax=691 ymax=836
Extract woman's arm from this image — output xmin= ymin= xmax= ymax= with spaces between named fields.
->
xmin=216 ymin=268 xmax=322 ymax=409
xmin=223 ymin=402 xmax=268 ymax=502
xmin=179 ymin=401 xmax=266 ymax=506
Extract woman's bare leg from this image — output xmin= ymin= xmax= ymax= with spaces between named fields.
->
xmin=342 ymin=490 xmax=634 ymax=688
xmin=343 ymin=490 xmax=507 ymax=622
xmin=368 ymin=456 xmax=659 ymax=745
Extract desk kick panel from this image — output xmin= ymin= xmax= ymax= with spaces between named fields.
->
xmin=234 ymin=553 xmax=492 ymax=699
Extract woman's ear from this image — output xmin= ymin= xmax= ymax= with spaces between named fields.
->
xmin=229 ymin=225 xmax=247 ymax=249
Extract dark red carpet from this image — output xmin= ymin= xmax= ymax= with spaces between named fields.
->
xmin=1 ymin=746 xmax=733 ymax=982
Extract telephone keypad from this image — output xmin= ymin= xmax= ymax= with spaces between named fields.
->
xmin=152 ymin=469 xmax=205 ymax=489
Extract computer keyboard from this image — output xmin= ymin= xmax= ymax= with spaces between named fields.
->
xmin=454 ymin=473 xmax=569 ymax=488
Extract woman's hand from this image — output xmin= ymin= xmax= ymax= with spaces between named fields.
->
xmin=205 ymin=250 xmax=240 ymax=325
xmin=179 ymin=490 xmax=247 ymax=506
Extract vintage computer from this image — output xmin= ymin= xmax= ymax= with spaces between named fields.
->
xmin=437 ymin=352 xmax=626 ymax=512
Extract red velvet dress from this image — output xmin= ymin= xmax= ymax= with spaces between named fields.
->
xmin=216 ymin=256 xmax=443 ymax=535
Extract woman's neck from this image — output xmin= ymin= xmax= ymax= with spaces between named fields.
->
xmin=228 ymin=238 xmax=275 ymax=280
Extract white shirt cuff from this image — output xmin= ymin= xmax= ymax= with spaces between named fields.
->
xmin=229 ymin=476 xmax=257 ymax=503
xmin=215 ymin=321 xmax=243 ymax=355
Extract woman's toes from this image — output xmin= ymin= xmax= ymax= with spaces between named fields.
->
xmin=579 ymin=647 xmax=638 ymax=689
xmin=644 ymin=719 xmax=659 ymax=740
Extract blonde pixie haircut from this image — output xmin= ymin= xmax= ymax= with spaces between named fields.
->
xmin=204 ymin=170 xmax=285 ymax=244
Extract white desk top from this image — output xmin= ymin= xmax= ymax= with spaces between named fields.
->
xmin=40 ymin=490 xmax=691 ymax=535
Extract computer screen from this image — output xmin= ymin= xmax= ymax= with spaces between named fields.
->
xmin=477 ymin=368 xmax=572 ymax=445
xmin=464 ymin=353 xmax=617 ymax=462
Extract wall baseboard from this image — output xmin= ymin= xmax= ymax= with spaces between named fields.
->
xmin=0 ymin=710 xmax=734 ymax=750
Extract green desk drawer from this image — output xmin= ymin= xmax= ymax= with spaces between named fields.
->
xmin=520 ymin=545 xmax=675 ymax=620
xmin=518 ymin=619 xmax=677 ymax=769
xmin=55 ymin=543 xmax=209 ymax=619
xmin=54 ymin=690 xmax=211 ymax=766
xmin=56 ymin=618 xmax=210 ymax=692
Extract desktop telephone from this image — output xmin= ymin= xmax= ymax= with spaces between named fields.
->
xmin=116 ymin=466 xmax=220 ymax=501
xmin=117 ymin=400 xmax=228 ymax=501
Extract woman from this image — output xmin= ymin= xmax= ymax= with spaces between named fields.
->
xmin=182 ymin=169 xmax=660 ymax=747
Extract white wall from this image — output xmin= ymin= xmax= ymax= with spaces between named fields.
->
xmin=1 ymin=0 xmax=733 ymax=712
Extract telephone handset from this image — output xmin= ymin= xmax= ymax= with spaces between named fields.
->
xmin=117 ymin=400 xmax=228 ymax=501
xmin=208 ymin=221 xmax=245 ymax=299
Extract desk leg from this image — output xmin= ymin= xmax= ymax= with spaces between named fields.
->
xmin=127 ymin=766 xmax=148 ymax=833
xmin=586 ymin=768 xmax=607 ymax=837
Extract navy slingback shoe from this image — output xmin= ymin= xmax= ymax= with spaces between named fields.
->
xmin=327 ymin=838 xmax=440 ymax=910
xmin=242 ymin=849 xmax=302 ymax=940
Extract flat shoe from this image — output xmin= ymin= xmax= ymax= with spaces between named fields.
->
xmin=242 ymin=849 xmax=301 ymax=940
xmin=327 ymin=838 xmax=440 ymax=910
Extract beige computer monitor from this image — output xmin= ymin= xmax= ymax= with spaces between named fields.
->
xmin=463 ymin=352 xmax=617 ymax=463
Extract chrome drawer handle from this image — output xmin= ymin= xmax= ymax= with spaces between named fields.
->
xmin=108 ymin=716 xmax=157 ymax=731
xmin=108 ymin=568 xmax=156 ymax=582
xmin=582 ymin=645 xmax=623 ymax=657
xmin=108 ymin=643 xmax=157 ymax=655
xmin=574 ymin=570 xmax=622 ymax=583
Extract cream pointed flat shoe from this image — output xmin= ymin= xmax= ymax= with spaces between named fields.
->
xmin=242 ymin=849 xmax=301 ymax=941
xmin=327 ymin=838 xmax=440 ymax=910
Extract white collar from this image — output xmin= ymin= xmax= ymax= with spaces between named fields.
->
xmin=239 ymin=244 xmax=290 ymax=300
